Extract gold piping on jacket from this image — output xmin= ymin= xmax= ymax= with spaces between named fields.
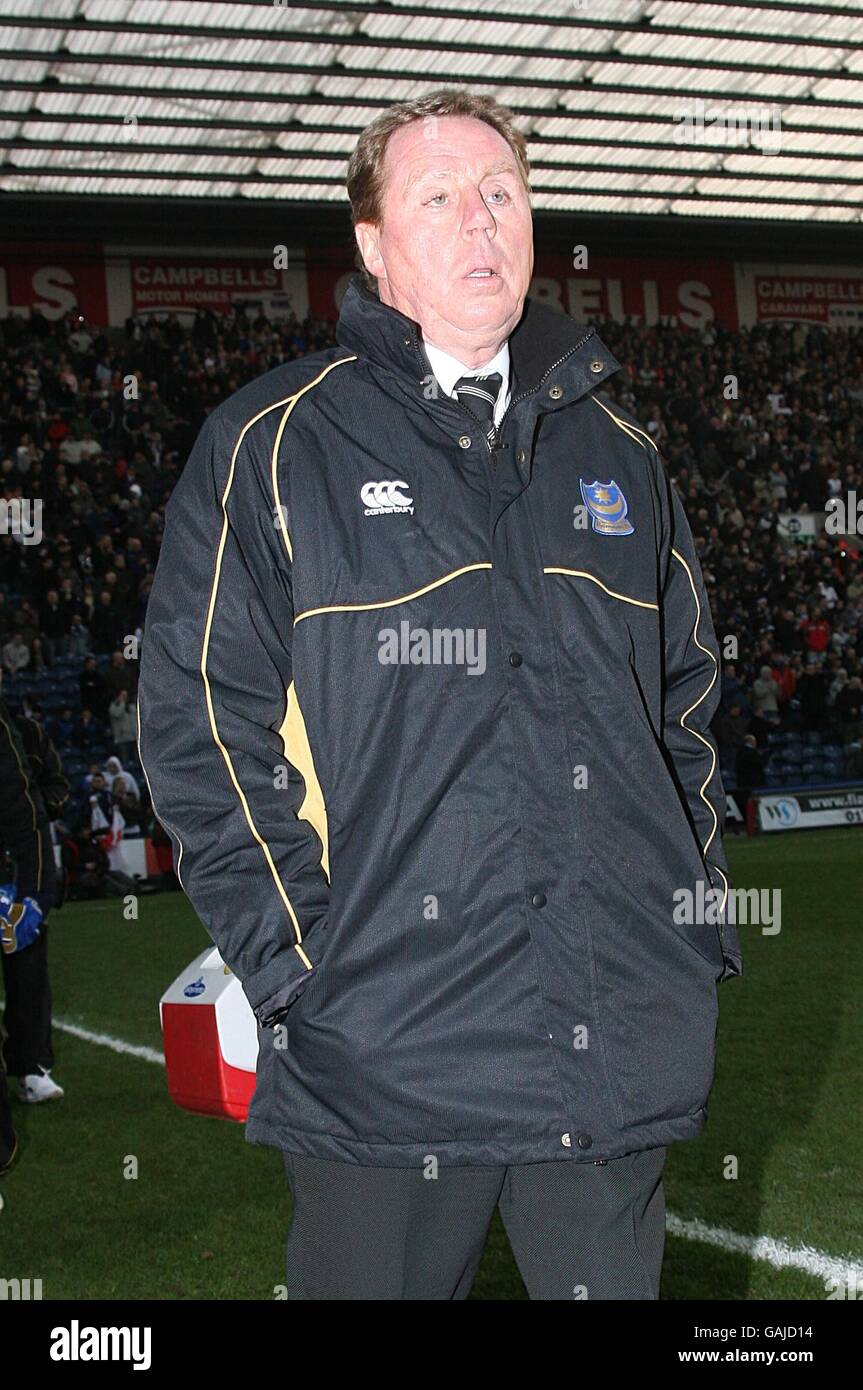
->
xmin=671 ymin=546 xmax=729 ymax=913
xmin=294 ymin=562 xmax=493 ymax=624
xmin=543 ymin=567 xmax=659 ymax=611
xmin=592 ymin=395 xmax=659 ymax=453
xmin=272 ymin=407 xmax=294 ymax=563
xmin=591 ymin=398 xmax=728 ymax=909
xmin=278 ymin=680 xmax=330 ymax=882
xmin=0 ymin=705 xmax=42 ymax=888
xmin=201 ymin=356 xmax=356 ymax=957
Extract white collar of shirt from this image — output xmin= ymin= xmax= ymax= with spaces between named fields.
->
xmin=423 ymin=339 xmax=511 ymax=428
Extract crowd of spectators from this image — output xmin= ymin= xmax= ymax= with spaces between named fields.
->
xmin=1 ymin=297 xmax=862 ymax=835
xmin=600 ymin=315 xmax=863 ymax=798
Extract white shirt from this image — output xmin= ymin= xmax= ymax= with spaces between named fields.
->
xmin=423 ymin=338 xmax=512 ymax=428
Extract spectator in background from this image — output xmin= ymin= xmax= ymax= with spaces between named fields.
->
xmin=103 ymin=755 xmax=140 ymax=801
xmin=88 ymin=772 xmax=131 ymax=882
xmin=735 ymin=735 xmax=765 ymax=829
xmin=770 ymin=653 xmax=796 ymax=709
xmin=105 ymin=648 xmax=136 ymax=701
xmin=78 ymin=761 xmax=102 ymax=797
xmin=110 ymin=774 xmax=141 ymax=829
xmin=76 ymin=706 xmax=104 ymax=752
xmin=48 ymin=706 xmax=76 ymax=749
xmin=715 ymin=700 xmax=750 ymax=772
xmin=829 ymin=668 xmax=849 ymax=710
xmin=798 ymin=660 xmax=829 ymax=731
xmin=2 ymin=632 xmax=29 ymax=676
xmin=108 ymin=689 xmax=137 ymax=764
xmin=721 ymin=662 xmax=749 ymax=714
xmin=800 ymin=607 xmax=831 ymax=654
xmin=836 ymin=675 xmax=863 ymax=744
xmin=79 ymin=656 xmax=108 ymax=721
xmin=90 ymin=590 xmax=124 ymax=654
xmin=39 ymin=589 xmax=66 ymax=663
xmin=86 ymin=771 xmax=112 ymax=824
xmin=751 ymin=664 xmax=781 ymax=737
xmin=29 ymin=636 xmax=48 ymax=672
xmin=60 ymin=826 xmax=110 ymax=900
xmin=57 ymin=577 xmax=80 ymax=624
xmin=14 ymin=432 xmax=41 ymax=474
xmin=66 ymin=613 xmax=91 ymax=658
xmin=13 ymin=600 xmax=39 ymax=648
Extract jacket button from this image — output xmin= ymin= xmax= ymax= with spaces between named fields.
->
xmin=589 ymin=360 xmax=604 ymax=374
xmin=508 ymin=651 xmax=523 ymax=667
xmin=516 ymin=449 xmax=526 ymax=465
xmin=561 ymin=1133 xmax=572 ymax=1148
xmin=577 ymin=1133 xmax=593 ymax=1150
xmin=530 ymin=891 xmax=547 ymax=909
xmin=548 ymin=384 xmax=563 ymax=400
xmin=458 ymin=435 xmax=472 ymax=449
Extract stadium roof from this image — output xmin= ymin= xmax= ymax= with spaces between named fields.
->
xmin=0 ymin=0 xmax=861 ymax=223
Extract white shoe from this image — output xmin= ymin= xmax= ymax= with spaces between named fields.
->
xmin=19 ymin=1067 xmax=64 ymax=1103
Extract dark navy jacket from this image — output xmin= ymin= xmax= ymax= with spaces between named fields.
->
xmin=138 ymin=274 xmax=742 ymax=1167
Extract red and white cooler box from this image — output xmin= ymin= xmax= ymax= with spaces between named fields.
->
xmin=160 ymin=946 xmax=258 ymax=1121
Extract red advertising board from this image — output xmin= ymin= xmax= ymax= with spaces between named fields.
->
xmin=2 ymin=243 xmax=857 ymax=334
xmin=129 ymin=256 xmax=289 ymax=314
xmin=738 ymin=266 xmax=863 ymax=327
xmin=0 ymin=242 xmax=108 ymax=323
xmin=532 ymin=254 xmax=739 ymax=330
xmin=308 ymin=250 xmax=740 ymax=330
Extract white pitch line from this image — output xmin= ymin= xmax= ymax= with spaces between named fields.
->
xmin=11 ymin=1007 xmax=862 ymax=1284
xmin=666 ymin=1212 xmax=863 ymax=1285
xmin=41 ymin=1013 xmax=164 ymax=1067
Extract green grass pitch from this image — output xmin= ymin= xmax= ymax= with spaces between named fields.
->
xmin=1 ymin=828 xmax=860 ymax=1299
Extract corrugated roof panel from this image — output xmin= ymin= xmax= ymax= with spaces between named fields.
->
xmin=0 ymin=0 xmax=857 ymax=221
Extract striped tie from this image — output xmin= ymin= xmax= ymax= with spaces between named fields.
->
xmin=453 ymin=372 xmax=503 ymax=450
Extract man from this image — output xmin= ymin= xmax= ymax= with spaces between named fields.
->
xmin=139 ymin=89 xmax=742 ymax=1300
xmin=0 ymin=675 xmax=61 ymax=1111
xmin=108 ymin=687 xmax=138 ymax=765
xmin=79 ymin=655 xmax=108 ymax=721
xmin=2 ymin=631 xmax=30 ymax=677
xmin=735 ymin=734 xmax=765 ymax=829
xmin=16 ymin=706 xmax=71 ymax=832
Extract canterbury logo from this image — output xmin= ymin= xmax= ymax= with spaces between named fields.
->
xmin=361 ymin=480 xmax=414 ymax=516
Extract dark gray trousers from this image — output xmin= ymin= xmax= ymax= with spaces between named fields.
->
xmin=282 ymin=1144 xmax=666 ymax=1300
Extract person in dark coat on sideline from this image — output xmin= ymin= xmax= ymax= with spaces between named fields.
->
xmin=138 ymin=89 xmax=742 ymax=1301
xmin=0 ymin=674 xmax=62 ymax=1163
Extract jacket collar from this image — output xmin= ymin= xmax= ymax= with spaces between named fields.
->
xmin=335 ymin=274 xmax=620 ymax=408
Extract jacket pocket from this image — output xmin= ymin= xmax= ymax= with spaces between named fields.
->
xmin=596 ymin=919 xmax=721 ymax=1130
xmin=283 ymin=808 xmax=481 ymax=1040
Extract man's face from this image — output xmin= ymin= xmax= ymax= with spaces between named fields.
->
xmin=354 ymin=115 xmax=534 ymax=363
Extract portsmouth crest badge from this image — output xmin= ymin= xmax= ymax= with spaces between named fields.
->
xmin=579 ymin=478 xmax=635 ymax=536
